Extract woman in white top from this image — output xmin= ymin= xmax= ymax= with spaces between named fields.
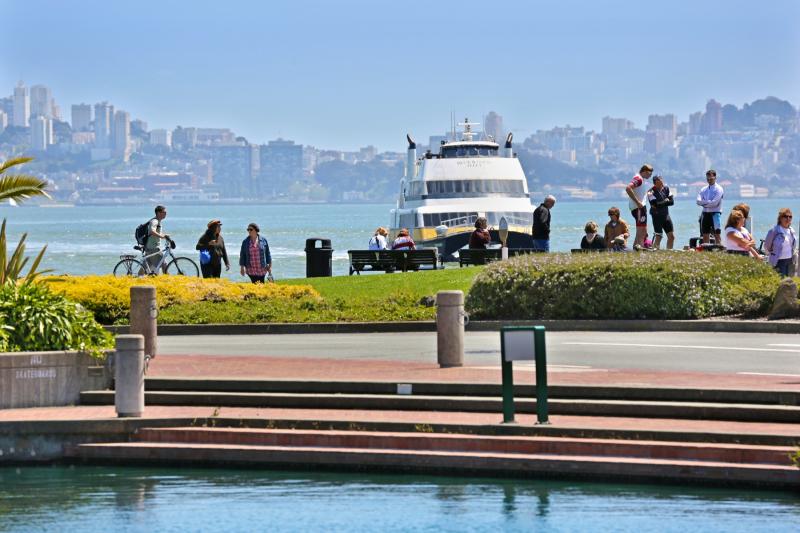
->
xmin=724 ymin=210 xmax=762 ymax=259
xmin=368 ymin=227 xmax=388 ymax=250
xmin=764 ymin=208 xmax=797 ymax=277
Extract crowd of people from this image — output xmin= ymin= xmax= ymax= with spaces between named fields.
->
xmin=521 ymin=164 xmax=797 ymax=277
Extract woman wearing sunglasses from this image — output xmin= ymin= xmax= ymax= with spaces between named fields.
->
xmin=764 ymin=208 xmax=797 ymax=277
xmin=239 ymin=223 xmax=272 ymax=283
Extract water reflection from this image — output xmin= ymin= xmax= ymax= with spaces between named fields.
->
xmin=0 ymin=466 xmax=798 ymax=532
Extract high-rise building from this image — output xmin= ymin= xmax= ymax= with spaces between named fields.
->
xmin=30 ymin=116 xmax=53 ymax=151
xmin=113 ymin=110 xmax=131 ymax=161
xmin=484 ymin=111 xmax=504 ymax=142
xmin=94 ymin=102 xmax=113 ymax=148
xmin=12 ymin=82 xmax=29 ymax=127
xmin=702 ymin=99 xmax=723 ymax=134
xmin=688 ymin=111 xmax=703 ymax=135
xmin=210 ymin=144 xmax=259 ymax=197
xmin=602 ymin=117 xmax=634 ymax=139
xmin=29 ymin=85 xmax=53 ymax=118
xmin=71 ymin=103 xmax=92 ymax=132
xmin=647 ymin=114 xmax=677 ymax=140
xmin=149 ymin=129 xmax=172 ymax=147
xmin=259 ymin=139 xmax=303 ymax=195
xmin=0 ymin=110 xmax=7 ymax=133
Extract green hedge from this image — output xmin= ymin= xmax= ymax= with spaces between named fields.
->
xmin=465 ymin=252 xmax=781 ymax=320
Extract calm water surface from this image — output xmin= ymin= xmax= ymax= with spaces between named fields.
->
xmin=0 ymin=199 xmax=796 ymax=279
xmin=0 ymin=466 xmax=798 ymax=532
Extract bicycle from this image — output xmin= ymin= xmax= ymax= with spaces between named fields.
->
xmin=113 ymin=237 xmax=200 ymax=277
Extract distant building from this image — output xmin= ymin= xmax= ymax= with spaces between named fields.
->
xmin=30 ymin=116 xmax=53 ymax=151
xmin=12 ymin=82 xmax=29 ymax=127
xmin=172 ymin=126 xmax=197 ymax=150
xmin=94 ymin=102 xmax=113 ymax=148
xmin=210 ymin=144 xmax=259 ymax=197
xmin=602 ymin=116 xmax=634 ymax=139
xmin=688 ymin=111 xmax=703 ymax=135
xmin=113 ymin=110 xmax=131 ymax=161
xmin=484 ymin=111 xmax=504 ymax=142
xmin=71 ymin=104 xmax=92 ymax=132
xmin=702 ymin=99 xmax=723 ymax=134
xmin=131 ymin=119 xmax=148 ymax=133
xmin=259 ymin=138 xmax=303 ymax=195
xmin=359 ymin=145 xmax=377 ymax=162
xmin=29 ymin=85 xmax=53 ymax=118
xmin=0 ymin=110 xmax=7 ymax=133
xmin=149 ymin=128 xmax=172 ymax=148
xmin=195 ymin=128 xmax=235 ymax=145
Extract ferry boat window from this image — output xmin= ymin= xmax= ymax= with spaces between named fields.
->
xmin=399 ymin=213 xmax=417 ymax=228
xmin=441 ymin=146 xmax=499 ymax=158
xmin=423 ymin=180 xmax=525 ymax=198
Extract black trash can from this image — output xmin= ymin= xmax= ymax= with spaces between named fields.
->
xmin=305 ymin=238 xmax=333 ymax=277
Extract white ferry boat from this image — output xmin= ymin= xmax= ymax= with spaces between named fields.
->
xmin=390 ymin=119 xmax=534 ymax=258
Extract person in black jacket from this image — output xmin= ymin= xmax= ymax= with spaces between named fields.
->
xmin=196 ymin=219 xmax=230 ymax=278
xmin=646 ymin=176 xmax=675 ymax=249
xmin=532 ymin=195 xmax=556 ymax=251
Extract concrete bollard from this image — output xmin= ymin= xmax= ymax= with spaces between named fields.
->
xmin=130 ymin=285 xmax=157 ymax=360
xmin=115 ymin=334 xmax=145 ymax=418
xmin=436 ymin=290 xmax=465 ymax=368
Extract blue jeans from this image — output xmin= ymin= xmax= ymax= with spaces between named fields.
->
xmin=532 ymin=239 xmax=550 ymax=252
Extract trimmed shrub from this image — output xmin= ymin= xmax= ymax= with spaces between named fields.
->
xmin=0 ymin=282 xmax=113 ymax=355
xmin=465 ymin=252 xmax=780 ymax=320
xmin=44 ymin=275 xmax=321 ymax=324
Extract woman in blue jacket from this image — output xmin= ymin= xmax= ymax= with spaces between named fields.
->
xmin=239 ymin=222 xmax=272 ymax=283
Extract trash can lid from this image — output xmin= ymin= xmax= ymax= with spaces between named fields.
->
xmin=305 ymin=237 xmax=332 ymax=248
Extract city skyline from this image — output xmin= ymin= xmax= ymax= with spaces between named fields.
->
xmin=2 ymin=0 xmax=798 ymax=151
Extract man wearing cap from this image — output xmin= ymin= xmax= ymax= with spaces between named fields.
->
xmin=696 ymin=169 xmax=724 ymax=245
xmin=626 ymin=164 xmax=653 ymax=249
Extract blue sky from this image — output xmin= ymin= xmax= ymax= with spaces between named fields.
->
xmin=2 ymin=0 xmax=798 ymax=151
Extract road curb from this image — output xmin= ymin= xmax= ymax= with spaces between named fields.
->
xmin=104 ymin=319 xmax=800 ymax=336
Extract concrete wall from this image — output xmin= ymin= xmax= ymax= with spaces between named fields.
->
xmin=0 ymin=351 xmax=112 ymax=409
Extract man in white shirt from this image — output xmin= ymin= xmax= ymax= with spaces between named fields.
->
xmin=696 ymin=169 xmax=724 ymax=245
xmin=625 ymin=163 xmax=653 ymax=248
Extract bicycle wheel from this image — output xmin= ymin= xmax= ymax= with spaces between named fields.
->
xmin=113 ymin=257 xmax=147 ymax=277
xmin=166 ymin=257 xmax=200 ymax=276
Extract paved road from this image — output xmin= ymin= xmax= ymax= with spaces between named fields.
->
xmin=158 ymin=331 xmax=800 ymax=376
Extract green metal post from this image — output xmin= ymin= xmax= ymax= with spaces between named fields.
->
xmin=534 ymin=326 xmax=549 ymax=424
xmin=500 ymin=329 xmax=515 ymax=423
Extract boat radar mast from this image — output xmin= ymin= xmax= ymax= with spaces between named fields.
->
xmin=457 ymin=118 xmax=481 ymax=142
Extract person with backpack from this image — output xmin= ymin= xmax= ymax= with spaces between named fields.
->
xmin=144 ymin=205 xmax=169 ymax=273
xmin=196 ymin=219 xmax=230 ymax=278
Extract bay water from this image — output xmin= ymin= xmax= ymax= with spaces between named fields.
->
xmin=0 ymin=466 xmax=797 ymax=532
xmin=0 ymin=198 xmax=794 ymax=280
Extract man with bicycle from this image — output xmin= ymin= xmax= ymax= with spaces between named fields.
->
xmin=146 ymin=205 xmax=170 ymax=273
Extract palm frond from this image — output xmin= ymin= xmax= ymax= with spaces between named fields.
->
xmin=0 ymin=157 xmax=34 ymax=175
xmin=0 ymin=174 xmax=51 ymax=203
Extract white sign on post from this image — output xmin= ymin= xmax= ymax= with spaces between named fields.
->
xmin=503 ymin=329 xmax=536 ymax=361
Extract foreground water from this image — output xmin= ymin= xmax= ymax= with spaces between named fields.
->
xmin=0 ymin=466 xmax=797 ymax=532
xmin=0 ymin=199 xmax=795 ymax=280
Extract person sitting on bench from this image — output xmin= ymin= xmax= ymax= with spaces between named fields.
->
xmin=392 ymin=228 xmax=416 ymax=250
xmin=469 ymin=217 xmax=491 ymax=249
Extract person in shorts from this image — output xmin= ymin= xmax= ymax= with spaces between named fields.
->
xmin=145 ymin=205 xmax=169 ymax=273
xmin=647 ymin=175 xmax=675 ymax=249
xmin=625 ymin=164 xmax=653 ymax=248
xmin=696 ymin=169 xmax=724 ymax=245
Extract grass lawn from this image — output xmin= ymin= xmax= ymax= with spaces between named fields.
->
xmin=158 ymin=267 xmax=483 ymax=324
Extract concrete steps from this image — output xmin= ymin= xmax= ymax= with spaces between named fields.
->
xmin=79 ymin=390 xmax=800 ymax=423
xmin=68 ymin=427 xmax=800 ymax=488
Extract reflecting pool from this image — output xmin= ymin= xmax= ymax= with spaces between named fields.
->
xmin=0 ymin=466 xmax=798 ymax=532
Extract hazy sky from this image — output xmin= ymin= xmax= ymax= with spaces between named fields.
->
xmin=2 ymin=0 xmax=798 ymax=151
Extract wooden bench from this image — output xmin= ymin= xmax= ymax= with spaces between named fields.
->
xmin=348 ymin=248 xmax=440 ymax=275
xmin=458 ymin=248 xmax=542 ymax=267
xmin=571 ymin=248 xmax=609 ymax=253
